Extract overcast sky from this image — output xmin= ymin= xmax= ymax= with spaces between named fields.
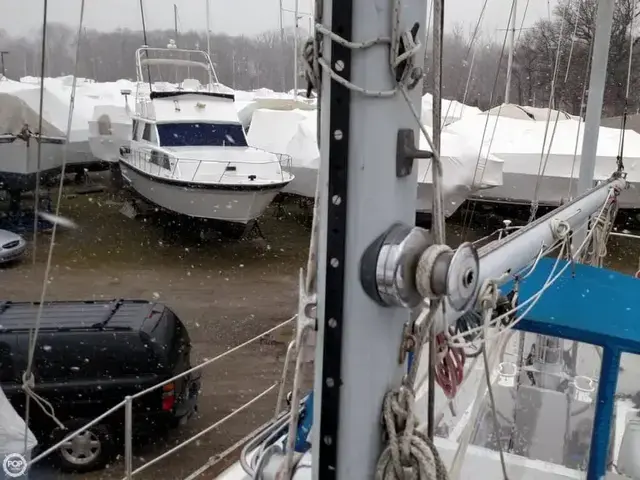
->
xmin=0 ymin=0 xmax=555 ymax=39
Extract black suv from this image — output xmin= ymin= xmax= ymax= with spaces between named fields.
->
xmin=0 ymin=299 xmax=200 ymax=472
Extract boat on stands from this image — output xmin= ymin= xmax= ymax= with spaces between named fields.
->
xmin=0 ymin=77 xmax=104 ymax=193
xmin=118 ymin=46 xmax=294 ymax=226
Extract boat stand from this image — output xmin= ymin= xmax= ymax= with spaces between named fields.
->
xmin=241 ymin=219 xmax=265 ymax=242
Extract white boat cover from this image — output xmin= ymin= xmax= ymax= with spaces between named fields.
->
xmin=416 ymin=129 xmax=503 ymax=216
xmin=420 ymin=93 xmax=482 ymax=127
xmin=0 ymin=385 xmax=37 ymax=456
xmin=237 ymin=98 xmax=316 ymax=129
xmin=446 ymin=114 xmax=640 ymax=208
xmin=0 ymin=78 xmax=90 ymax=142
xmin=247 ymin=108 xmax=504 ymax=216
xmin=485 ymin=103 xmax=578 ymax=122
xmin=284 ymin=116 xmax=321 ymax=198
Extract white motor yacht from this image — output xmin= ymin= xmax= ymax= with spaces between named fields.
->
xmin=118 ymin=46 xmax=293 ymax=224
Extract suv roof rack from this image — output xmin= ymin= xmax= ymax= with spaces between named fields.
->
xmin=91 ymin=298 xmax=125 ymax=329
xmin=0 ymin=299 xmax=156 ymax=333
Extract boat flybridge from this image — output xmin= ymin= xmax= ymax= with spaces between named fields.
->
xmin=118 ymin=46 xmax=294 ymax=226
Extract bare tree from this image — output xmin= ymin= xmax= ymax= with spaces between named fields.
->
xmin=514 ymin=0 xmax=640 ymax=116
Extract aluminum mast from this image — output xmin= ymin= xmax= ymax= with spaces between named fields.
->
xmin=311 ymin=0 xmax=428 ymax=478
xmin=312 ymin=0 xmax=624 ymax=479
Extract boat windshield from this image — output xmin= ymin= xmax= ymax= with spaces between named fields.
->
xmin=157 ymin=122 xmax=248 ymax=148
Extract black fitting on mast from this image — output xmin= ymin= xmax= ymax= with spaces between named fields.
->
xmin=396 ymin=129 xmax=433 ymax=177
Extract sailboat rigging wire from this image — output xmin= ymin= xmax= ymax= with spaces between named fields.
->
xmin=479 ymin=284 xmax=509 ymax=479
xmin=32 ymin=0 xmax=49 ymax=265
xmin=567 ymin=38 xmax=595 ymax=199
xmin=459 ymin=0 xmax=517 ymax=240
xmin=23 ymin=0 xmax=86 ymax=451
xmin=528 ymin=2 xmax=569 ymax=222
xmin=515 ymin=0 xmax=531 ymax=46
xmin=564 ymin=0 xmax=580 ymax=83
xmin=139 ymin=0 xmax=149 ymax=46
xmin=426 ymin=0 xmax=446 ymax=445
xmin=440 ymin=0 xmax=489 ymax=128
xmin=448 ymin=327 xmax=514 ymax=480
xmin=616 ymin=0 xmax=636 ymax=172
xmin=127 ymin=383 xmax=279 ymax=477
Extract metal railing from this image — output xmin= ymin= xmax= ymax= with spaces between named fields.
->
xmin=27 ymin=315 xmax=297 ymax=479
xmin=121 ymin=147 xmax=293 ymax=184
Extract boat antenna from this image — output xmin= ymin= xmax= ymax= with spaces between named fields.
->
xmin=139 ymin=0 xmax=149 ymax=46
xmin=32 ymin=0 xmax=48 ymax=264
xmin=0 ymin=50 xmax=9 ymax=78
xmin=205 ymin=0 xmax=212 ymax=63
xmin=173 ymin=4 xmax=179 ymax=47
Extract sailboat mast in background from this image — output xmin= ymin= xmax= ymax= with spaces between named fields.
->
xmin=205 ymin=0 xmax=211 ymax=62
xmin=173 ymin=4 xmax=179 ymax=46
xmin=293 ymin=0 xmax=299 ymax=98
xmin=576 ymin=0 xmax=615 ymax=244
xmin=505 ymin=0 xmax=517 ymax=104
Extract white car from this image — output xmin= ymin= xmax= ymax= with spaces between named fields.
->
xmin=0 ymin=230 xmax=27 ymax=264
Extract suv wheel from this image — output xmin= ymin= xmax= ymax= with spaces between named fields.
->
xmin=51 ymin=420 xmax=114 ymax=473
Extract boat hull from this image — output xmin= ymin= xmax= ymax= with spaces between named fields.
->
xmin=472 ymin=170 xmax=640 ymax=210
xmin=119 ymin=160 xmax=287 ymax=224
xmin=0 ymin=140 xmax=108 ymax=191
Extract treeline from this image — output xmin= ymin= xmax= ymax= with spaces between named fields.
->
xmin=0 ymin=0 xmax=637 ymax=116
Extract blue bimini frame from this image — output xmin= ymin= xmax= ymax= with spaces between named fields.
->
xmin=510 ymin=257 xmax=640 ymax=479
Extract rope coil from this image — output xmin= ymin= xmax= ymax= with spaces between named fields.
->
xmin=301 ymin=3 xmax=423 ymax=98
xmin=376 ymin=387 xmax=449 ymax=480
